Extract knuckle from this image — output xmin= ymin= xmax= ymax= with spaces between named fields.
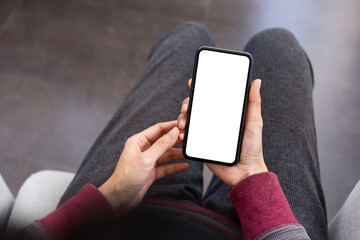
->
xmin=125 ymin=136 xmax=134 ymax=145
xmin=259 ymin=119 xmax=263 ymax=128
xmin=140 ymin=153 xmax=153 ymax=165
xmin=142 ymin=157 xmax=152 ymax=167
xmin=154 ymin=122 xmax=162 ymax=129
xmin=178 ymin=113 xmax=185 ymax=121
xmin=254 ymin=116 xmax=263 ymax=128
xmin=155 ymin=123 xmax=167 ymax=136
xmin=182 ymin=98 xmax=189 ymax=105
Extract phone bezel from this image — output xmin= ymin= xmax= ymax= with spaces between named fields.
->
xmin=182 ymin=46 xmax=253 ymax=166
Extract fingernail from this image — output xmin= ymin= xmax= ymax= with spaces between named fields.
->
xmin=180 ymin=132 xmax=184 ymax=140
xmin=169 ymin=127 xmax=178 ymax=137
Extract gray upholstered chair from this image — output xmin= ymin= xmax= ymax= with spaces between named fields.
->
xmin=1 ymin=171 xmax=74 ymax=239
xmin=0 ymin=170 xmax=359 ymax=239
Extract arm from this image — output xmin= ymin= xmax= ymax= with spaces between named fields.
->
xmin=229 ymin=172 xmax=309 ymax=240
xmin=17 ymin=121 xmax=188 ymax=239
xmin=178 ymin=79 xmax=310 ymax=240
xmin=16 ymin=184 xmax=115 ymax=240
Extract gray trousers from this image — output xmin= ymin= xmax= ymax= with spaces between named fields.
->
xmin=58 ymin=22 xmax=327 ymax=240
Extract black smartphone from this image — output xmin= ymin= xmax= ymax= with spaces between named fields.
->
xmin=182 ymin=46 xmax=253 ymax=166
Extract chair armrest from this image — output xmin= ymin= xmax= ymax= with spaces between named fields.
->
xmin=0 ymin=174 xmax=14 ymax=239
xmin=5 ymin=170 xmax=74 ymax=238
xmin=328 ymin=180 xmax=360 ymax=239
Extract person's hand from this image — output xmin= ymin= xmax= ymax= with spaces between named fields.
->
xmin=177 ymin=79 xmax=267 ymax=188
xmin=99 ymin=121 xmax=189 ymax=214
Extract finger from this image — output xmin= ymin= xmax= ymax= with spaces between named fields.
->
xmin=157 ymin=148 xmax=184 ymax=164
xmin=177 ymin=113 xmax=187 ymax=129
xmin=205 ymin=162 xmax=226 ymax=176
xmin=181 ymin=98 xmax=189 ymax=114
xmin=135 ymin=121 xmax=178 ymax=151
xmin=246 ymin=79 xmax=262 ymax=124
xmin=179 ymin=129 xmax=185 ymax=141
xmin=156 ymin=162 xmax=189 ymax=179
xmin=188 ymin=79 xmax=192 ymax=89
xmin=175 ymin=137 xmax=183 ymax=145
xmin=249 ymin=79 xmax=261 ymax=103
xmin=144 ymin=127 xmax=180 ymax=161
xmin=175 ymin=129 xmax=185 ymax=143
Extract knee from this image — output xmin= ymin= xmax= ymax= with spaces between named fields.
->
xmin=258 ymin=28 xmax=296 ymax=40
xmin=245 ymin=28 xmax=313 ymax=85
xmin=148 ymin=22 xmax=214 ymax=61
xmin=245 ymin=28 xmax=302 ymax=55
xmin=180 ymin=22 xmax=210 ymax=35
xmin=177 ymin=22 xmax=215 ymax=46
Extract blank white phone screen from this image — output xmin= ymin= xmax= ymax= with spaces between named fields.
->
xmin=185 ymin=49 xmax=250 ymax=164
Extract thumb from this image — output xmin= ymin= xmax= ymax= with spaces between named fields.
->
xmin=246 ymin=79 xmax=262 ymax=120
xmin=144 ymin=127 xmax=179 ymax=162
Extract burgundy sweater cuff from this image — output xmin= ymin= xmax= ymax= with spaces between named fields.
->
xmin=229 ymin=172 xmax=300 ymax=240
xmin=37 ymin=184 xmax=116 ymax=239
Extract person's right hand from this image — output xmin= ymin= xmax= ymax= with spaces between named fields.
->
xmin=177 ymin=78 xmax=268 ymax=188
xmin=99 ymin=121 xmax=188 ymax=215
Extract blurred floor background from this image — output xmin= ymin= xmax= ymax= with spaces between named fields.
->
xmin=0 ymin=0 xmax=359 ymax=221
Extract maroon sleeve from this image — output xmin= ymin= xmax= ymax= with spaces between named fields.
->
xmin=36 ymin=184 xmax=116 ymax=239
xmin=229 ymin=172 xmax=309 ymax=240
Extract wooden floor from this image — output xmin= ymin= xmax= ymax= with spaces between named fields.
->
xmin=1 ymin=0 xmax=359 ymax=220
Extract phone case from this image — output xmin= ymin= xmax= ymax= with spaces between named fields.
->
xmin=182 ymin=46 xmax=253 ymax=166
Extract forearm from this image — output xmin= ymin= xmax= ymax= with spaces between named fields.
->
xmin=230 ymin=172 xmax=310 ymax=240
xmin=17 ymin=185 xmax=116 ymax=240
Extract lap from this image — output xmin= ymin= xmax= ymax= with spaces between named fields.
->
xmin=58 ymin=24 xmax=327 ymax=240
xmin=58 ymin=22 xmax=215 ymax=207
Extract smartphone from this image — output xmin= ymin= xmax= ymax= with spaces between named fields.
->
xmin=182 ymin=46 xmax=252 ymax=166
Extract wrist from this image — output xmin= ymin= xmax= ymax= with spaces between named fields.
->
xmin=98 ymin=179 xmax=118 ymax=211
xmin=98 ymin=177 xmax=130 ymax=215
xmin=231 ymin=162 xmax=268 ymax=188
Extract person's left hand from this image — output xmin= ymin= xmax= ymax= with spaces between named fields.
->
xmin=178 ymin=78 xmax=267 ymax=188
xmin=99 ymin=121 xmax=189 ymax=215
